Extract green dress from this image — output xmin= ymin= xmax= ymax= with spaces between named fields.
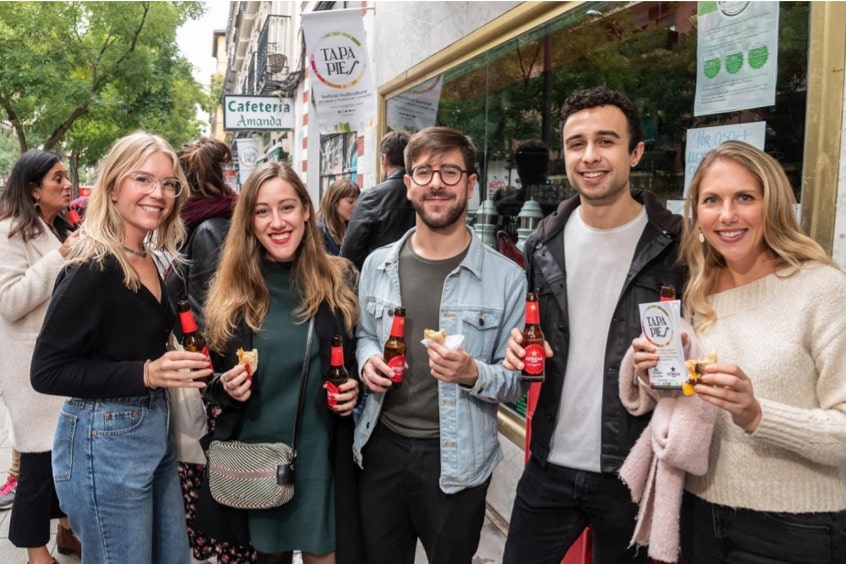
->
xmin=238 ymin=262 xmax=335 ymax=555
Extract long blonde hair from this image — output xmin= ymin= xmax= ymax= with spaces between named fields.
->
xmin=204 ymin=162 xmax=359 ymax=351
xmin=680 ymin=140 xmax=834 ymax=330
xmin=68 ymin=132 xmax=187 ymax=290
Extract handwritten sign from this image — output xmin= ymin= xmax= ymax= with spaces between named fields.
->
xmin=684 ymin=121 xmax=766 ymax=195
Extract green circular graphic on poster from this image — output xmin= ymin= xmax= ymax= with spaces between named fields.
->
xmin=704 ymin=58 xmax=721 ymax=79
xmin=748 ymin=46 xmax=769 ymax=69
xmin=725 ymin=52 xmax=743 ymax=74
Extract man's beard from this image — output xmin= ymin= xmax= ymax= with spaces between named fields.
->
xmin=413 ymin=191 xmax=467 ymax=230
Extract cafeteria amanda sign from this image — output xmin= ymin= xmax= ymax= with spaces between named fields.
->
xmin=224 ymin=95 xmax=295 ymax=130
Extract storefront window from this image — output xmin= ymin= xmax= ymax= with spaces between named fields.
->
xmin=388 ymin=1 xmax=810 ymax=225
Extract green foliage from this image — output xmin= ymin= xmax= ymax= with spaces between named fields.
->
xmin=0 ymin=1 xmax=206 ymax=170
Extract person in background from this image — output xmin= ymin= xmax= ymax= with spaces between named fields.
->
xmin=317 ymin=178 xmax=360 ymax=256
xmin=501 ymin=86 xmax=686 ymax=564
xmin=341 ymin=130 xmax=413 ymax=270
xmin=166 ymin=137 xmax=237 ymax=329
xmin=354 ymin=126 xmax=526 ymax=564
xmin=162 ymin=137 xmax=255 ymax=563
xmin=31 ymin=132 xmax=213 ymax=564
xmin=0 ymin=150 xmax=81 ymax=564
xmin=632 ymin=140 xmax=846 ymax=561
xmin=195 ymin=161 xmax=364 ymax=564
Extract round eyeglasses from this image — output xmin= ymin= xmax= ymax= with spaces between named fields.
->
xmin=410 ymin=164 xmax=470 ymax=187
xmin=129 ymin=172 xmax=184 ymax=198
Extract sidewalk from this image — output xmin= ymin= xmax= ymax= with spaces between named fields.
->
xmin=0 ymin=394 xmax=506 ymax=563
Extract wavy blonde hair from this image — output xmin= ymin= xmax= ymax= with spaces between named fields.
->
xmin=204 ymin=162 xmax=359 ymax=352
xmin=67 ymin=131 xmax=187 ymax=290
xmin=680 ymin=140 xmax=834 ymax=330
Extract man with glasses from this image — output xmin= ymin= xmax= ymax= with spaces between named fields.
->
xmin=354 ymin=126 xmax=527 ymax=564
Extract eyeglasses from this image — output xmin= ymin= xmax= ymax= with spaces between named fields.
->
xmin=410 ymin=164 xmax=470 ymax=187
xmin=129 ymin=172 xmax=184 ymax=198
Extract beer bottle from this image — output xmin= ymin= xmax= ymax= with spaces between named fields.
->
xmin=177 ymin=300 xmax=209 ymax=357
xmin=326 ymin=335 xmax=349 ymax=408
xmin=521 ymin=292 xmax=545 ymax=382
xmin=383 ymin=306 xmax=406 ymax=388
xmin=660 ymin=284 xmax=676 ymax=302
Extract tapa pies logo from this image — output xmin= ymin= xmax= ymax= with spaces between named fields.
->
xmin=310 ymin=31 xmax=366 ymax=90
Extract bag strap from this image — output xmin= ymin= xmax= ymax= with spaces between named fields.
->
xmin=290 ymin=317 xmax=315 ymax=454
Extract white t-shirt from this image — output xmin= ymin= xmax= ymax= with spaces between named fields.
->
xmin=547 ymin=206 xmax=647 ymax=471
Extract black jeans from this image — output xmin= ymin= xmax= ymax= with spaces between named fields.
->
xmin=681 ymin=492 xmax=846 ymax=563
xmin=9 ymin=450 xmax=64 ymax=547
xmin=503 ymin=457 xmax=647 ymax=564
xmin=358 ymin=423 xmax=489 ymax=564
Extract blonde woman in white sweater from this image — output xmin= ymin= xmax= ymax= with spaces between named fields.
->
xmin=672 ymin=140 xmax=845 ymax=562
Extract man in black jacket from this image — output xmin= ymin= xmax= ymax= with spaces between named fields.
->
xmin=341 ymin=130 xmax=413 ymax=270
xmin=502 ymin=87 xmax=686 ymax=564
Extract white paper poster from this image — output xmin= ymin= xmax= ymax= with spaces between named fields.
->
xmin=303 ymin=9 xmax=377 ymax=134
xmin=694 ymin=1 xmax=779 ymax=116
xmin=684 ymin=121 xmax=766 ymax=195
xmin=236 ymin=137 xmax=261 ymax=185
xmin=386 ymin=74 xmax=443 ymax=133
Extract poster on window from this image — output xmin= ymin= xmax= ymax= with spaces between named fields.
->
xmin=693 ymin=1 xmax=779 ymax=117
xmin=303 ymin=9 xmax=377 ymax=134
xmin=386 ymin=74 xmax=443 ymax=133
xmin=683 ymin=121 xmax=766 ymax=196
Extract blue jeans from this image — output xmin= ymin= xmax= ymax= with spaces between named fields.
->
xmin=52 ymin=390 xmax=189 ymax=564
xmin=681 ymin=491 xmax=846 ymax=563
xmin=503 ymin=457 xmax=647 ymax=564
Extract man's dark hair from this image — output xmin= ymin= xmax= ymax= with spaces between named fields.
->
xmin=381 ymin=130 xmax=411 ymax=169
xmin=561 ymin=86 xmax=644 ymax=153
xmin=514 ymin=139 xmax=549 ymax=186
xmin=404 ymin=126 xmax=477 ymax=176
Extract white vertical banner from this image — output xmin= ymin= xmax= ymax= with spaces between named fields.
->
xmin=386 ymin=75 xmax=444 ymax=133
xmin=236 ymin=138 xmax=261 ymax=185
xmin=303 ymin=8 xmax=377 ymax=134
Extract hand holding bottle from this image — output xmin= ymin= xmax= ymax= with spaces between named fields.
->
xmin=503 ymin=327 xmax=553 ymax=373
xmin=145 ymin=350 xmax=212 ymax=389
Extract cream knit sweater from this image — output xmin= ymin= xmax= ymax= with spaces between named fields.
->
xmin=685 ymin=262 xmax=846 ymax=513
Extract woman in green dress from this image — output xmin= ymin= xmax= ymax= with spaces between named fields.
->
xmin=196 ymin=161 xmax=364 ymax=564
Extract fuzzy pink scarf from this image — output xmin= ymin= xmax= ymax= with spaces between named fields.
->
xmin=618 ymin=321 xmax=717 ymax=563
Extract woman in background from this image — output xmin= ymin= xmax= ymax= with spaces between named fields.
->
xmin=196 ymin=162 xmax=364 ymax=564
xmin=31 ymin=132 xmax=213 ymax=564
xmin=317 ymin=178 xmax=359 ymax=255
xmin=0 ymin=150 xmax=80 ymax=564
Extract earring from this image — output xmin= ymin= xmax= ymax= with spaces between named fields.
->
xmin=698 ymin=231 xmax=705 ymax=244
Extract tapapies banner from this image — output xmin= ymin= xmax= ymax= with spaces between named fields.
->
xmin=303 ymin=8 xmax=376 ymax=133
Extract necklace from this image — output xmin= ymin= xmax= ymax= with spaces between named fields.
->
xmin=122 ymin=245 xmax=148 ymax=258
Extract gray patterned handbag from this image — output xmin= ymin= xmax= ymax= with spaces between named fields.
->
xmin=206 ymin=318 xmax=314 ymax=510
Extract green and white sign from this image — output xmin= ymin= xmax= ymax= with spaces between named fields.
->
xmin=224 ymin=95 xmax=294 ymax=131
xmin=694 ymin=1 xmax=779 ymax=116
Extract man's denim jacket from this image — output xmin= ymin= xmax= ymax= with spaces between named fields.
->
xmin=353 ymin=227 xmax=527 ymax=494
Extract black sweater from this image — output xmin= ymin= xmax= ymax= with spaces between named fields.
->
xmin=31 ymin=255 xmax=176 ymax=398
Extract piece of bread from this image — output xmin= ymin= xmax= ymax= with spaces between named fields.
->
xmin=424 ymin=328 xmax=447 ymax=345
xmin=683 ymin=351 xmax=716 ymax=395
xmin=237 ymin=347 xmax=259 ymax=376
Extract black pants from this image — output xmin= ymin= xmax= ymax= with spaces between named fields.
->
xmin=9 ymin=450 xmax=64 ymax=547
xmin=358 ymin=423 xmax=489 ymax=564
xmin=503 ymin=457 xmax=647 ymax=564
xmin=681 ymin=491 xmax=846 ymax=563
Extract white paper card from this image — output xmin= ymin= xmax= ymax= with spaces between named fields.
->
xmin=639 ymin=299 xmax=686 ymax=388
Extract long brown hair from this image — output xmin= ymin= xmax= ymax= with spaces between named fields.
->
xmin=204 ymin=162 xmax=359 ymax=351
xmin=317 ymin=178 xmax=359 ymax=246
xmin=0 ymin=150 xmax=63 ymax=241
xmin=680 ymin=140 xmax=834 ymax=330
xmin=178 ymin=138 xmax=232 ymax=199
